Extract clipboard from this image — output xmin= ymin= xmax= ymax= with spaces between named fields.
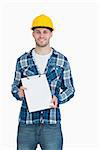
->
xmin=21 ymin=74 xmax=52 ymax=112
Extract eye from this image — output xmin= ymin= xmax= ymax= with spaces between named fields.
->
xmin=43 ymin=30 xmax=49 ymax=34
xmin=34 ymin=30 xmax=41 ymax=34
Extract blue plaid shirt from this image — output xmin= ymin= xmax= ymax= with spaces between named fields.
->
xmin=11 ymin=48 xmax=75 ymax=124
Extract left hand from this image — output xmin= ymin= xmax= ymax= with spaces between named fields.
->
xmin=50 ymin=95 xmax=58 ymax=108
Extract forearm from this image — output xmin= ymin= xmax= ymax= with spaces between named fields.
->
xmin=58 ymin=60 xmax=75 ymax=104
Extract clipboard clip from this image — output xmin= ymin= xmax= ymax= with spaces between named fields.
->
xmin=25 ymin=73 xmax=45 ymax=79
xmin=26 ymin=76 xmax=30 ymax=79
xmin=38 ymin=73 xmax=45 ymax=77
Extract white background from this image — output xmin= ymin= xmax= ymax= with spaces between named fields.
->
xmin=0 ymin=0 xmax=100 ymax=150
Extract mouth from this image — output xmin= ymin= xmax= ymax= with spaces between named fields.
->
xmin=39 ymin=40 xmax=45 ymax=42
xmin=38 ymin=39 xmax=46 ymax=43
xmin=36 ymin=38 xmax=48 ymax=47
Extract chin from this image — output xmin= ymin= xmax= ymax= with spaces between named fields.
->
xmin=39 ymin=44 xmax=48 ymax=47
xmin=36 ymin=42 xmax=49 ymax=47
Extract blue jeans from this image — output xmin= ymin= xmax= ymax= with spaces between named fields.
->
xmin=17 ymin=123 xmax=63 ymax=150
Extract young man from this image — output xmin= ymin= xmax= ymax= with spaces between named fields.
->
xmin=11 ymin=14 xmax=75 ymax=150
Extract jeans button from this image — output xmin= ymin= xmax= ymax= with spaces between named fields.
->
xmin=40 ymin=117 xmax=44 ymax=124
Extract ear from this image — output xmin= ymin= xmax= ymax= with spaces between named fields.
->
xmin=32 ymin=31 xmax=35 ymax=37
xmin=50 ymin=31 xmax=53 ymax=38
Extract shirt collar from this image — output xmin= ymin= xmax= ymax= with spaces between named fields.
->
xmin=28 ymin=47 xmax=57 ymax=58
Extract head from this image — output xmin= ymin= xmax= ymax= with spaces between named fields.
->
xmin=31 ymin=14 xmax=54 ymax=47
xmin=32 ymin=28 xmax=53 ymax=47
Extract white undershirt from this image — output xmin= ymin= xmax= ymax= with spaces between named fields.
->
xmin=32 ymin=49 xmax=53 ymax=74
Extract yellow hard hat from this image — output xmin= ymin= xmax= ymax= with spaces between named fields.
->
xmin=31 ymin=14 xmax=54 ymax=31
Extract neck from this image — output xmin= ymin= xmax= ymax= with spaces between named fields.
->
xmin=35 ymin=45 xmax=51 ymax=55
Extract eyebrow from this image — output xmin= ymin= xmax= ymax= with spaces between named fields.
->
xmin=35 ymin=29 xmax=48 ymax=31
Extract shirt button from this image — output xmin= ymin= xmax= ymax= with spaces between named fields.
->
xmin=41 ymin=111 xmax=43 ymax=114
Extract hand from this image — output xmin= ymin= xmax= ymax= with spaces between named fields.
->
xmin=50 ymin=95 xmax=58 ymax=108
xmin=18 ymin=86 xmax=26 ymax=98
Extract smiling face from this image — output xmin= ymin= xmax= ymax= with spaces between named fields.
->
xmin=32 ymin=28 xmax=53 ymax=47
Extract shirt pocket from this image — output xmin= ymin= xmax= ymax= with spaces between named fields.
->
xmin=22 ymin=65 xmax=37 ymax=77
xmin=47 ymin=66 xmax=63 ymax=83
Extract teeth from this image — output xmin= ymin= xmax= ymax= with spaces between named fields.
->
xmin=39 ymin=40 xmax=45 ymax=42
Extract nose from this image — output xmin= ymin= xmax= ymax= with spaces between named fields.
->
xmin=39 ymin=33 xmax=44 ymax=38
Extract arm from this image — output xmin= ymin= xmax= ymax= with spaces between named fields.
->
xmin=11 ymin=59 xmax=24 ymax=100
xmin=58 ymin=60 xmax=75 ymax=104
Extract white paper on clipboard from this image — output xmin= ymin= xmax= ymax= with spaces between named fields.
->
xmin=21 ymin=74 xmax=52 ymax=112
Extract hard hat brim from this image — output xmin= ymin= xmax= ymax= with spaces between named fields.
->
xmin=31 ymin=26 xmax=54 ymax=32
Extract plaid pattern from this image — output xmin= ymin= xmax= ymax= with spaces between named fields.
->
xmin=11 ymin=48 xmax=75 ymax=124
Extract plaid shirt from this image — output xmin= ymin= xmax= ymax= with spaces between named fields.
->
xmin=11 ymin=48 xmax=75 ymax=124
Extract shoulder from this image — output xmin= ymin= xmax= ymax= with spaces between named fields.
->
xmin=53 ymin=48 xmax=69 ymax=67
xmin=17 ymin=48 xmax=33 ymax=62
xmin=53 ymin=48 xmax=68 ymax=60
xmin=17 ymin=52 xmax=30 ymax=62
xmin=16 ymin=49 xmax=33 ymax=69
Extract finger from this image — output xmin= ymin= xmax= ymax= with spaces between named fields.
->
xmin=52 ymin=103 xmax=57 ymax=108
xmin=20 ymin=86 xmax=27 ymax=90
xmin=50 ymin=99 xmax=58 ymax=108
xmin=50 ymin=102 xmax=56 ymax=108
xmin=52 ymin=96 xmax=58 ymax=105
xmin=18 ymin=91 xmax=25 ymax=97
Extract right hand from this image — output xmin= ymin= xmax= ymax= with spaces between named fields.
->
xmin=18 ymin=86 xmax=27 ymax=98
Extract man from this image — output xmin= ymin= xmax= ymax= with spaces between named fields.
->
xmin=11 ymin=14 xmax=75 ymax=150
